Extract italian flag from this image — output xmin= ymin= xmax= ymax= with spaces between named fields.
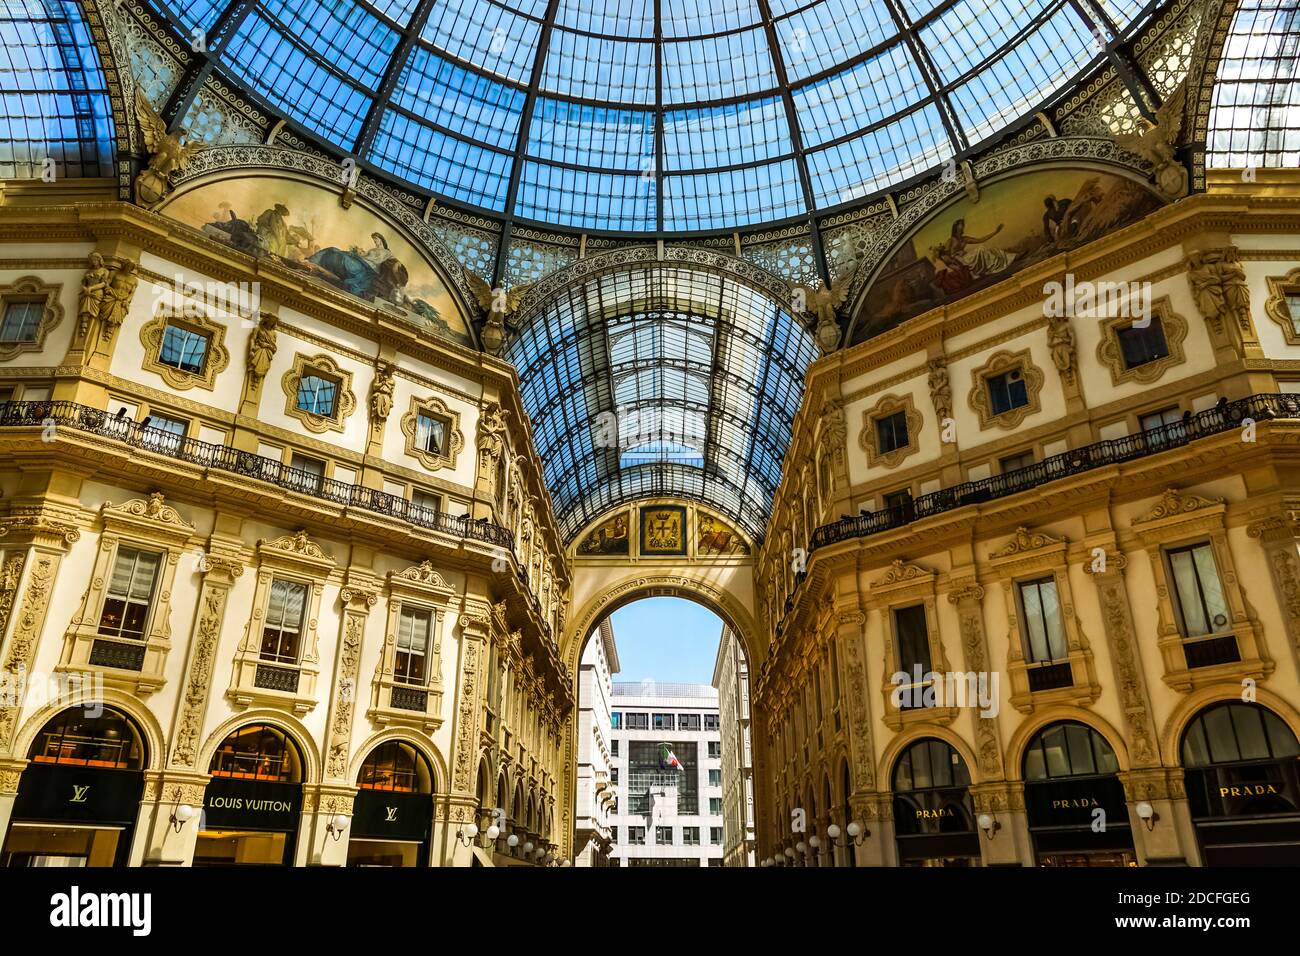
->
xmin=660 ymin=744 xmax=684 ymax=772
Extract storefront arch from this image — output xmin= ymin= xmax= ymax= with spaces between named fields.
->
xmin=12 ymin=689 xmax=166 ymax=774
xmin=878 ymin=725 xmax=983 ymax=787
xmin=348 ymin=730 xmax=447 ymax=795
xmin=196 ymin=710 xmax=321 ymax=787
xmin=1005 ymin=707 xmax=1131 ymax=781
xmin=1159 ymin=685 xmax=1300 ymax=769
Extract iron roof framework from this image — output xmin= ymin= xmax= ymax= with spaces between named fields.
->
xmin=504 ymin=264 xmax=817 ymax=544
xmin=144 ymin=0 xmax=1166 ymax=253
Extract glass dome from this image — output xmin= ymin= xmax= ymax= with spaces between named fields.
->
xmin=150 ymin=0 xmax=1153 ymax=233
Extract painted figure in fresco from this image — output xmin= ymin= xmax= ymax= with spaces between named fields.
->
xmin=929 ymin=245 xmax=974 ymax=295
xmin=1042 ymin=195 xmax=1073 ymax=241
xmin=202 ymin=203 xmax=261 ymax=255
xmin=255 ymin=203 xmax=292 ymax=256
xmin=308 ymin=232 xmax=409 ymax=302
xmin=942 ymin=219 xmax=1016 ymax=279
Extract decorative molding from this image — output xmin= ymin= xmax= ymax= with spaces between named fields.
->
xmin=0 ymin=555 xmax=57 ymax=749
xmin=281 ymin=352 xmax=356 ymax=435
xmin=261 ymin=530 xmax=334 ymax=565
xmin=989 ymin=526 xmax=1065 ymax=559
xmin=871 ymin=559 xmax=934 ymax=588
xmin=858 ymin=392 xmax=922 ymax=470
xmin=400 ymin=394 xmax=464 ymax=473
xmin=139 ymin=307 xmax=230 ymax=391
xmin=1264 ymin=269 xmax=1300 ymax=346
xmin=1095 ymin=297 xmax=1189 ymax=386
xmin=967 ymin=348 xmax=1045 ymax=431
xmin=0 ymin=276 xmax=64 ymax=361
xmin=1136 ymin=487 xmax=1224 ymax=524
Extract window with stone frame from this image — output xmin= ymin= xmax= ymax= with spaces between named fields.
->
xmin=968 ymin=348 xmax=1045 ymax=430
xmin=1095 ymin=298 xmax=1188 ymax=386
xmin=62 ymin=495 xmax=195 ymax=696
xmin=859 ymin=392 xmax=922 ymax=469
xmin=0 ymin=276 xmax=62 ymax=361
xmin=870 ymin=560 xmax=957 ymax=731
xmin=368 ymin=559 xmax=456 ymax=731
xmin=227 ymin=531 xmax=335 ymax=714
xmin=986 ymin=527 xmax=1101 ymax=713
xmin=401 ymin=394 xmax=464 ymax=471
xmin=1131 ymin=489 xmax=1273 ymax=692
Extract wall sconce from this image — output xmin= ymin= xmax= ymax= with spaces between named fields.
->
xmin=783 ymin=846 xmax=795 ymax=861
xmin=169 ymin=801 xmax=196 ymax=834
xmin=808 ymin=835 xmax=821 ymax=853
xmin=977 ymin=813 xmax=1001 ymax=840
xmin=1135 ymin=801 xmax=1159 ymax=831
xmin=827 ymin=821 xmax=868 ymax=846
xmin=523 ymin=841 xmax=535 ymax=855
xmin=325 ymin=813 xmax=351 ymax=842
xmin=485 ymin=824 xmax=501 ymax=843
xmin=456 ymin=823 xmax=479 ymax=847
xmin=795 ymin=840 xmax=807 ymax=856
xmin=506 ymin=833 xmax=520 ymax=851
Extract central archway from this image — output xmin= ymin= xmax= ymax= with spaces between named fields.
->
xmin=557 ymin=568 xmax=764 ymax=861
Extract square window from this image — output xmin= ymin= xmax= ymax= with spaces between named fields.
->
xmin=288 ymin=454 xmax=326 ymax=494
xmin=986 ymin=368 xmax=1029 ymax=415
xmin=1117 ymin=319 xmax=1170 ymax=369
xmin=999 ymin=450 xmax=1035 ymax=473
xmin=1018 ymin=576 xmax=1067 ymax=663
xmin=410 ymin=489 xmax=440 ymax=522
xmin=98 ymin=548 xmax=162 ymax=641
xmin=655 ymin=826 xmax=673 ymax=845
xmin=396 ymin=605 xmax=432 ymax=685
xmin=297 ymin=373 xmax=338 ymax=417
xmin=416 ymin=412 xmax=447 ymax=455
xmin=261 ymin=578 xmax=309 ymax=663
xmin=683 ymin=826 xmax=700 ymax=845
xmin=875 ymin=410 xmax=909 ymax=454
xmin=893 ymin=604 xmax=931 ymax=674
xmin=0 ymin=301 xmax=42 ymax=343
xmin=1140 ymin=406 xmax=1182 ymax=431
xmin=140 ymin=413 xmax=188 ymax=453
xmin=1167 ymin=543 xmax=1231 ymax=639
xmin=1285 ymin=293 xmax=1300 ymax=334
xmin=158 ymin=321 xmax=210 ymax=374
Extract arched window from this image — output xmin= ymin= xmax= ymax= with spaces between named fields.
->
xmin=1183 ymin=703 xmax=1300 ymax=767
xmin=1023 ymin=721 xmax=1119 ymax=780
xmin=28 ymin=706 xmax=145 ymax=769
xmin=891 ymin=738 xmax=978 ymax=865
xmin=357 ymin=741 xmax=433 ymax=793
xmin=209 ymin=724 xmax=302 ymax=782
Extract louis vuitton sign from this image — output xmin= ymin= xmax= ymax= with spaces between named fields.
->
xmin=12 ymin=763 xmax=143 ymax=826
xmin=203 ymin=777 xmax=301 ymax=831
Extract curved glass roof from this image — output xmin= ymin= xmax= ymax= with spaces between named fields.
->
xmin=505 ymin=265 xmax=817 ymax=543
xmin=0 ymin=0 xmax=115 ymax=179
xmin=150 ymin=0 xmax=1151 ymax=233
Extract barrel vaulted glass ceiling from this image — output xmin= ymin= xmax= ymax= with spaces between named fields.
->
xmin=505 ymin=267 xmax=817 ymax=542
xmin=149 ymin=0 xmax=1155 ymax=233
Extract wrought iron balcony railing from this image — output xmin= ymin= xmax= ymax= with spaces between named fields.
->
xmin=0 ymin=399 xmax=515 ymax=550
xmin=810 ymin=393 xmax=1300 ymax=551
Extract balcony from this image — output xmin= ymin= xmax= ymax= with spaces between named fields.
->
xmin=0 ymin=400 xmax=516 ymax=548
xmin=809 ymin=394 xmax=1298 ymax=551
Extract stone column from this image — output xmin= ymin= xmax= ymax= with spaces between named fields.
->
xmin=298 ymin=787 xmax=357 ymax=866
xmin=0 ymin=514 xmax=80 ymax=755
xmin=970 ymin=782 xmax=1033 ymax=865
xmin=947 ymin=582 xmax=1006 ymax=781
xmin=132 ymin=549 xmax=246 ymax=866
xmin=1121 ymin=768 xmax=1200 ymax=866
xmin=442 ymin=603 xmax=489 ymax=866
xmin=0 ymin=760 xmax=25 ymax=850
xmin=1248 ymin=510 xmax=1300 ymax=674
xmin=323 ymin=577 xmax=377 ymax=786
xmin=837 ymin=607 xmax=891 ymax=865
xmin=1083 ymin=552 xmax=1162 ymax=768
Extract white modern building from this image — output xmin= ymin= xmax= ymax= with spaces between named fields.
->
xmin=574 ymin=620 xmax=620 ymax=867
xmin=608 ymin=682 xmax=723 ymax=867
xmin=712 ymin=626 xmax=755 ymax=867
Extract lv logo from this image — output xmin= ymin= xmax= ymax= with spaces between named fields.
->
xmin=385 ymin=807 xmax=398 ymax=822
xmin=70 ymin=785 xmax=90 ymax=804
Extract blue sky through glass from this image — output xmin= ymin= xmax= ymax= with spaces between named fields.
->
xmin=607 ymin=597 xmax=723 ymax=685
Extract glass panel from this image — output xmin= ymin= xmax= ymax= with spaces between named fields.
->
xmin=1230 ymin=704 xmax=1271 ymax=761
xmin=0 ymin=302 xmax=43 ymax=342
xmin=296 ymin=374 xmax=338 ymax=416
xmin=159 ymin=322 xmax=210 ymax=372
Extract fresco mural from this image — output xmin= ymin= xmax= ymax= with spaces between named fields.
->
xmin=697 ymin=513 xmax=750 ymax=555
xmin=851 ymin=169 xmax=1161 ymax=345
xmin=576 ymin=511 xmax=631 ymax=556
xmin=161 ymin=177 xmax=469 ymax=345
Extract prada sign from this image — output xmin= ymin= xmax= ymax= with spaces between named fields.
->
xmin=203 ymin=777 xmax=302 ymax=832
xmin=1025 ymin=777 xmax=1128 ymax=830
xmin=12 ymin=764 xmax=143 ymax=825
xmin=892 ymin=789 xmax=975 ymax=837
xmin=352 ymin=790 xmax=432 ymax=841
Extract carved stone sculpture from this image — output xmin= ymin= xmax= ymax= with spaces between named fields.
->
xmin=927 ymin=357 xmax=952 ymax=421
